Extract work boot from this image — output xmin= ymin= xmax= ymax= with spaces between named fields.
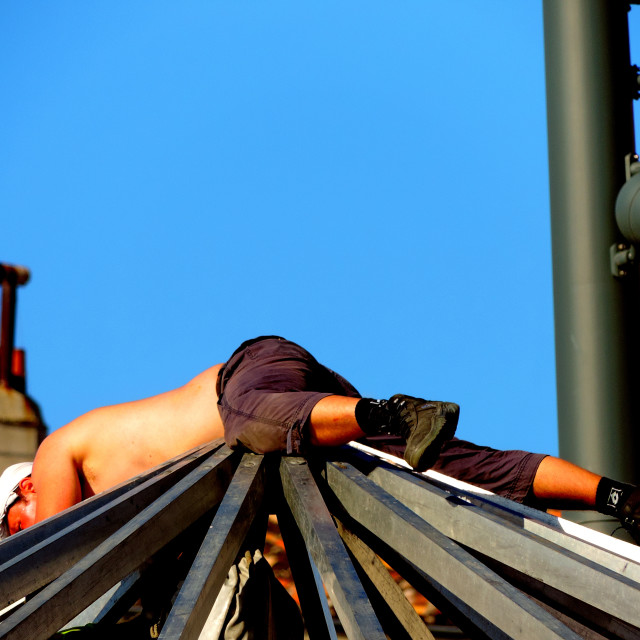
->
xmin=388 ymin=395 xmax=459 ymax=471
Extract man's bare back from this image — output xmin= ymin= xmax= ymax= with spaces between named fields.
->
xmin=30 ymin=364 xmax=225 ymax=525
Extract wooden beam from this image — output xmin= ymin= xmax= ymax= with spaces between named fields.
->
xmin=159 ymin=453 xmax=267 ymax=639
xmin=336 ymin=519 xmax=434 ymax=640
xmin=361 ymin=461 xmax=640 ymax=636
xmin=0 ymin=441 xmax=225 ymax=609
xmin=280 ymin=457 xmax=386 ymax=640
xmin=0 ymin=441 xmax=223 ymax=567
xmin=277 ymin=499 xmax=338 ymax=640
xmin=320 ymin=460 xmax=583 ymax=640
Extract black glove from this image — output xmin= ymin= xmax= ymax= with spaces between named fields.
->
xmin=596 ymin=477 xmax=640 ymax=543
xmin=620 ymin=487 xmax=640 ymax=544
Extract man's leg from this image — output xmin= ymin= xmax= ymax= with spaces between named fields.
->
xmin=531 ymin=456 xmax=600 ymax=510
xmin=532 ymin=456 xmax=640 ymax=542
xmin=367 ymin=437 xmax=548 ymax=503
xmin=308 ymin=396 xmax=363 ymax=447
xmin=217 ymin=336 xmax=458 ymax=470
xmin=308 ymin=394 xmax=459 ymax=471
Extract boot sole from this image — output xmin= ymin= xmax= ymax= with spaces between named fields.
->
xmin=404 ymin=402 xmax=459 ymax=472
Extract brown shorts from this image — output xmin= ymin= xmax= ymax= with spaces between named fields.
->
xmin=217 ymin=336 xmax=546 ymax=505
xmin=217 ymin=336 xmax=359 ymax=454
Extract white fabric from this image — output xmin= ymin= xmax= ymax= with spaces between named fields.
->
xmin=198 ymin=550 xmax=303 ymax=640
xmin=0 ymin=462 xmax=33 ymax=538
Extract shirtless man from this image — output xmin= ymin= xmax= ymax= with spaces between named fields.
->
xmin=0 ymin=336 xmax=459 ymax=535
xmin=4 ymin=363 xmax=226 ymax=533
xmin=1 ymin=336 xmax=639 ymax=541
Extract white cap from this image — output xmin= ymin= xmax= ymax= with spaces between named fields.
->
xmin=0 ymin=462 xmax=33 ymax=539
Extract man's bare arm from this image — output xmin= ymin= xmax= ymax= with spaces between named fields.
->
xmin=31 ymin=430 xmax=83 ymax=523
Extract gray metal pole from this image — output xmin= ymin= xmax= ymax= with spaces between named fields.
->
xmin=543 ymin=1 xmax=640 ymax=489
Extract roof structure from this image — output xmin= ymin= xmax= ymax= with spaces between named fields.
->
xmin=0 ymin=440 xmax=639 ymax=639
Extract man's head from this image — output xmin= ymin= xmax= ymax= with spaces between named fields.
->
xmin=0 ymin=462 xmax=34 ymax=538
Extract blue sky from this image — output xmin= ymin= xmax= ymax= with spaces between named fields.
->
xmin=3 ymin=2 xmax=639 ymax=457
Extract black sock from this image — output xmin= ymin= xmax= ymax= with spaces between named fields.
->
xmin=355 ymin=398 xmax=391 ymax=435
xmin=595 ymin=477 xmax=636 ymax=517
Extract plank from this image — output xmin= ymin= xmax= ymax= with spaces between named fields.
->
xmin=0 ymin=441 xmax=222 ymax=565
xmin=61 ymin=571 xmax=141 ymax=628
xmin=280 ymin=457 xmax=386 ymax=640
xmin=277 ymin=499 xmax=338 ymax=640
xmin=349 ymin=442 xmax=640 ymax=574
xmin=0 ymin=440 xmax=224 ymax=608
xmin=358 ymin=460 xmax=640 ymax=634
xmin=336 ymin=520 xmax=434 ymax=640
xmin=320 ymin=460 xmax=583 ymax=640
xmin=0 ymin=446 xmax=237 ymax=640
xmin=159 ymin=453 xmax=266 ymax=640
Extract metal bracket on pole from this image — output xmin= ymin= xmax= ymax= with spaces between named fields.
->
xmin=610 ymin=242 xmax=635 ymax=278
xmin=624 ymin=153 xmax=640 ymax=181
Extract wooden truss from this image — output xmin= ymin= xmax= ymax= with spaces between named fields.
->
xmin=1 ymin=439 xmax=639 ymax=639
